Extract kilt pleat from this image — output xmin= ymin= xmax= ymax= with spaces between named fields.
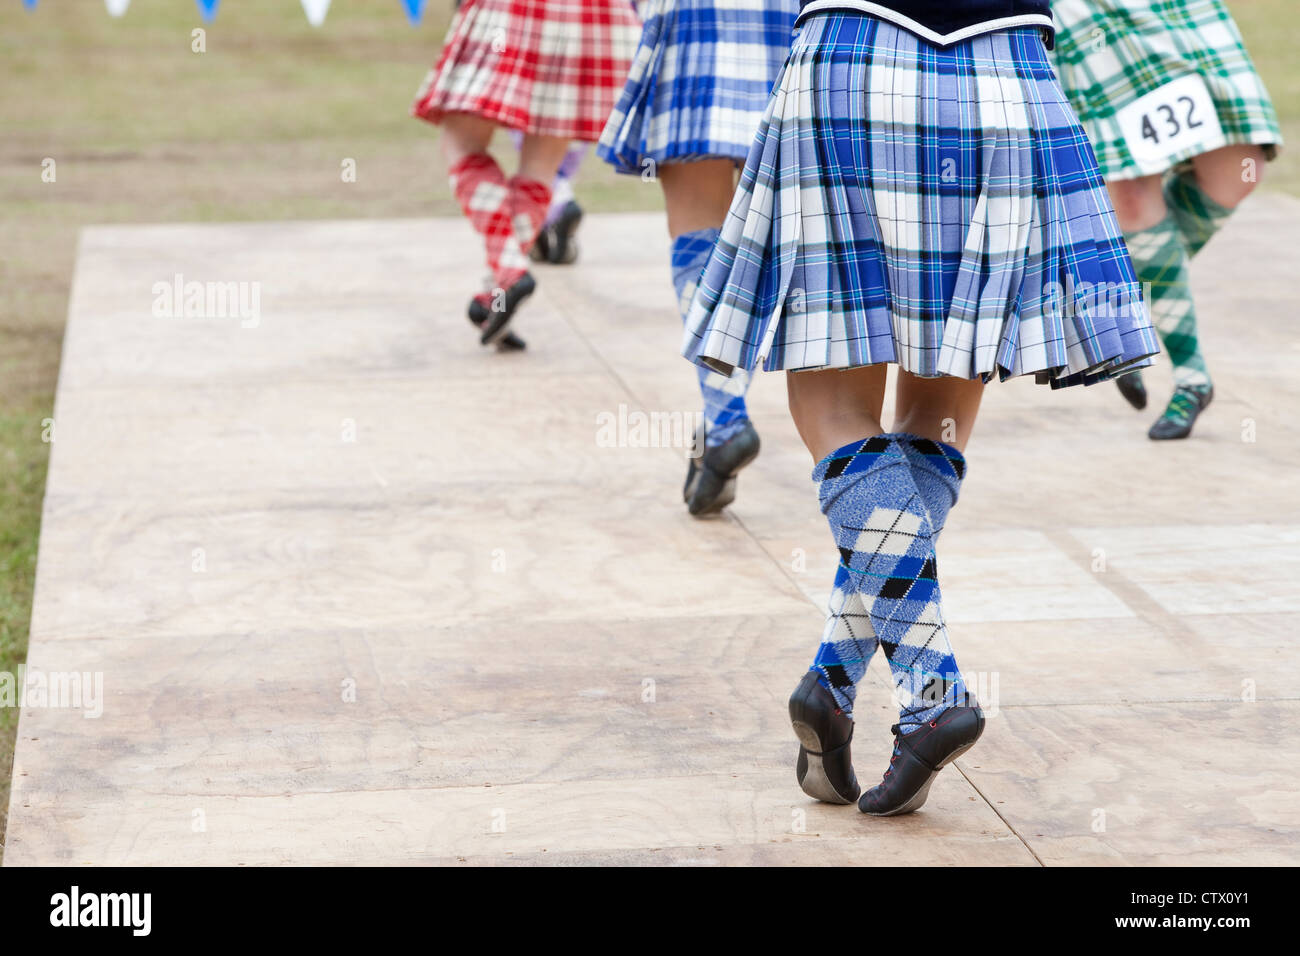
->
xmin=412 ymin=0 xmax=641 ymax=142
xmin=682 ymin=13 xmax=1159 ymax=388
xmin=597 ymin=0 xmax=800 ymax=172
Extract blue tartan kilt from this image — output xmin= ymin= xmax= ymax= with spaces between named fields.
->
xmin=597 ymin=0 xmax=800 ymax=173
xmin=681 ymin=13 xmax=1161 ymax=388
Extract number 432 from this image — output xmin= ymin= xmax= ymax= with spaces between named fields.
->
xmin=1141 ymin=96 xmax=1205 ymax=145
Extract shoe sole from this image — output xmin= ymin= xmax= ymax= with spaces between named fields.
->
xmin=791 ymin=721 xmax=857 ymax=805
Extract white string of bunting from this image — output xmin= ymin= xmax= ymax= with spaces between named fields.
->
xmin=301 ymin=0 xmax=330 ymax=26
xmin=19 ymin=1 xmax=430 ymax=26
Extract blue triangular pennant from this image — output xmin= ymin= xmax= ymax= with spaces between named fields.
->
xmin=23 ymin=0 xmax=39 ymax=11
xmin=195 ymin=0 xmax=219 ymax=22
xmin=401 ymin=0 xmax=426 ymax=26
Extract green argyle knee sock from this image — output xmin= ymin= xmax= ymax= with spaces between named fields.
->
xmin=1125 ymin=214 xmax=1211 ymax=390
xmin=1165 ymin=169 xmax=1235 ymax=259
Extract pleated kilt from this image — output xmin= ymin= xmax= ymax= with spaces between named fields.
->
xmin=412 ymin=0 xmax=641 ymax=141
xmin=597 ymin=0 xmax=800 ymax=172
xmin=681 ymin=13 xmax=1160 ymax=388
xmin=1051 ymin=0 xmax=1283 ymax=180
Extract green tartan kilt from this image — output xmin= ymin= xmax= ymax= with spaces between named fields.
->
xmin=1050 ymin=0 xmax=1283 ymax=180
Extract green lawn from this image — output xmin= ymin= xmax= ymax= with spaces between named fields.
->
xmin=0 ymin=0 xmax=1293 ymax=860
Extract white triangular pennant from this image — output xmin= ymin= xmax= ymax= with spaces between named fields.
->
xmin=105 ymin=0 xmax=131 ymax=16
xmin=301 ymin=0 xmax=330 ymax=27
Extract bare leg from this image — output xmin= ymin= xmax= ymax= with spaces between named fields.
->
xmin=517 ymin=133 xmax=574 ymax=185
xmin=658 ymin=159 xmax=737 ymax=238
xmin=1106 ymin=174 xmax=1166 ymax=232
xmin=439 ymin=112 xmax=496 ymax=167
xmin=786 ymin=365 xmax=889 ymax=463
xmin=1188 ymin=143 xmax=1267 ymax=208
xmin=892 ymin=371 xmax=985 ymax=453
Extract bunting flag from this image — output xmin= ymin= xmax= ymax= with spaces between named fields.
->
xmin=401 ymin=0 xmax=425 ymax=25
xmin=25 ymin=0 xmax=422 ymax=27
xmin=300 ymin=0 xmax=329 ymax=26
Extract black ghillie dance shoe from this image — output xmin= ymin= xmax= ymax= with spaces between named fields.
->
xmin=1115 ymin=370 xmax=1147 ymax=410
xmin=858 ymin=702 xmax=984 ymax=817
xmin=467 ymin=298 xmax=527 ymax=351
xmin=682 ymin=420 xmax=760 ymax=517
xmin=789 ymin=671 xmax=860 ymax=805
xmin=467 ymin=272 xmax=536 ymax=348
xmin=530 ymin=200 xmax=584 ymax=265
xmin=1148 ymin=384 xmax=1213 ymax=440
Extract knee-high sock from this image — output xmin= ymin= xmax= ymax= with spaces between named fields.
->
xmin=1165 ymin=169 xmax=1234 ymax=259
xmin=508 ymin=173 xmax=552 ymax=258
xmin=546 ymin=143 xmax=587 ymax=225
xmin=811 ymin=436 xmax=967 ymax=728
xmin=670 ymin=228 xmax=751 ymax=448
xmin=449 ymin=152 xmax=530 ymax=296
xmin=898 ymin=436 xmax=967 ymax=538
xmin=1124 ymin=214 xmax=1210 ymax=389
xmin=813 ymin=435 xmax=966 ymax=715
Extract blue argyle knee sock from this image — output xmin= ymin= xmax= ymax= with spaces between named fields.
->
xmin=820 ymin=437 xmax=966 ymax=705
xmin=670 ymin=228 xmax=750 ymax=448
xmin=813 ymin=564 xmax=879 ymax=715
xmin=810 ymin=435 xmax=968 ymax=729
xmin=897 ymin=435 xmax=967 ymax=538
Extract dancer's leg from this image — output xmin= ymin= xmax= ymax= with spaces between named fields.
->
xmin=789 ymin=369 xmax=980 ymax=712
xmin=546 ymin=142 xmax=588 ymax=225
xmin=1168 ymin=144 xmax=1266 ymax=257
xmin=786 ymin=365 xmax=887 ymax=466
xmin=443 ymin=114 xmax=531 ymax=293
xmin=663 ymin=160 xmax=762 ymax=514
xmin=787 ymin=365 xmax=887 ymax=715
xmin=1110 ymin=175 xmax=1213 ymax=437
xmin=786 ymin=365 xmax=886 ymax=804
xmin=663 ymin=161 xmax=752 ymax=450
xmin=892 ymin=372 xmax=984 ymax=454
xmin=787 ymin=367 xmax=986 ymax=812
xmin=517 ymin=133 xmax=573 ymax=187
xmin=659 ymin=159 xmax=735 ymax=237
xmin=440 ymin=112 xmax=495 ymax=168
xmin=820 ymin=371 xmax=978 ymax=711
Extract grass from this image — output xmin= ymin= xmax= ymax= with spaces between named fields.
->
xmin=0 ymin=0 xmax=1293 ymax=861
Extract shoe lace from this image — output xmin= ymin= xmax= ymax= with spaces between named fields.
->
xmin=883 ymin=704 xmax=932 ymax=776
xmin=1162 ymin=387 xmax=1203 ymax=425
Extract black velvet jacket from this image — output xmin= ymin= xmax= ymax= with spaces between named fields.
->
xmin=796 ymin=0 xmax=1055 ymax=47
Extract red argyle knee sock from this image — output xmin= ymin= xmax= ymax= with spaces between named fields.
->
xmin=508 ymin=174 xmax=553 ymax=258
xmin=449 ymin=153 xmax=530 ymax=299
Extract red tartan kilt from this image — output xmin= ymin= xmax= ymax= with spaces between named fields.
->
xmin=411 ymin=0 xmax=640 ymax=142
